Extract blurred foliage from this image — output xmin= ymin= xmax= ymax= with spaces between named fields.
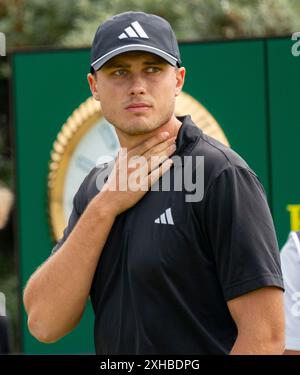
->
xmin=0 ymin=0 xmax=299 ymax=52
xmin=0 ymin=0 xmax=299 ymax=76
xmin=0 ymin=127 xmax=12 ymax=188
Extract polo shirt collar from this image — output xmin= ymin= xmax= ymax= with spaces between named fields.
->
xmin=175 ymin=115 xmax=202 ymax=156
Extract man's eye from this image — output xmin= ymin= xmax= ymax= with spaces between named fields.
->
xmin=113 ymin=70 xmax=127 ymax=76
xmin=146 ymin=67 xmax=160 ymax=73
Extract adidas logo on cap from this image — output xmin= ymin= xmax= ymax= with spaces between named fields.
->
xmin=118 ymin=21 xmax=149 ymax=39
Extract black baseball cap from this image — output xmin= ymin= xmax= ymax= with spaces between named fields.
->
xmin=90 ymin=11 xmax=181 ymax=73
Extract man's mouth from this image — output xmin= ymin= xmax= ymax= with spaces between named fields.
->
xmin=125 ymin=103 xmax=152 ymax=112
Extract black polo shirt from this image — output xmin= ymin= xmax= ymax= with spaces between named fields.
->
xmin=52 ymin=115 xmax=284 ymax=354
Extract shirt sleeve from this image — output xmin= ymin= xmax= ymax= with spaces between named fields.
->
xmin=280 ymin=232 xmax=300 ymax=350
xmin=51 ymin=170 xmax=92 ymax=255
xmin=201 ymin=166 xmax=284 ymax=301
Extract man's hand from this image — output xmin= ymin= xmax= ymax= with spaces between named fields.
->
xmin=97 ymin=131 xmax=176 ymax=216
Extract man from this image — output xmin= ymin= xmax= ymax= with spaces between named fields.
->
xmin=281 ymin=231 xmax=300 ymax=354
xmin=23 ymin=11 xmax=285 ymax=354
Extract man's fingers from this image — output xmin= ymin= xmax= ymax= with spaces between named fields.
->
xmin=129 ymin=131 xmax=171 ymax=157
xmin=143 ymin=136 xmax=176 ymax=161
xmin=128 ymin=143 xmax=175 ymax=176
xmin=146 ymin=143 xmax=176 ymax=172
xmin=143 ymin=158 xmax=173 ymax=190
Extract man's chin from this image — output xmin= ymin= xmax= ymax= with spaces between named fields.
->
xmin=117 ymin=123 xmax=159 ymax=136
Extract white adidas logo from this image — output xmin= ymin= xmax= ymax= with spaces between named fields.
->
xmin=154 ymin=208 xmax=174 ymax=225
xmin=118 ymin=21 xmax=149 ymax=40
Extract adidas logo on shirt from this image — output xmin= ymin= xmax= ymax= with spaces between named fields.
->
xmin=118 ymin=21 xmax=149 ymax=39
xmin=154 ymin=208 xmax=174 ymax=225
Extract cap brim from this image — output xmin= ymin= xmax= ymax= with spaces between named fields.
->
xmin=91 ymin=44 xmax=179 ymax=72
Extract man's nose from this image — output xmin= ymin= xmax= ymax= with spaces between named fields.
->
xmin=128 ymin=74 xmax=146 ymax=96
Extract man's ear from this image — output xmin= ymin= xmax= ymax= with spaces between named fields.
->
xmin=175 ymin=67 xmax=186 ymax=97
xmin=87 ymin=73 xmax=100 ymax=101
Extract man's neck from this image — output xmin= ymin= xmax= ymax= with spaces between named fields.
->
xmin=115 ymin=116 xmax=182 ymax=151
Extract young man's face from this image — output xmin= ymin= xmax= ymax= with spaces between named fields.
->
xmin=88 ymin=52 xmax=185 ymax=136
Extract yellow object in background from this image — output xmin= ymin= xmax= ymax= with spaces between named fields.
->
xmin=287 ymin=205 xmax=300 ymax=232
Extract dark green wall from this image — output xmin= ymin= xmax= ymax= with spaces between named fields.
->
xmin=267 ymin=39 xmax=300 ymax=245
xmin=11 ymin=37 xmax=300 ymax=354
xmin=12 ymin=49 xmax=95 ymax=354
